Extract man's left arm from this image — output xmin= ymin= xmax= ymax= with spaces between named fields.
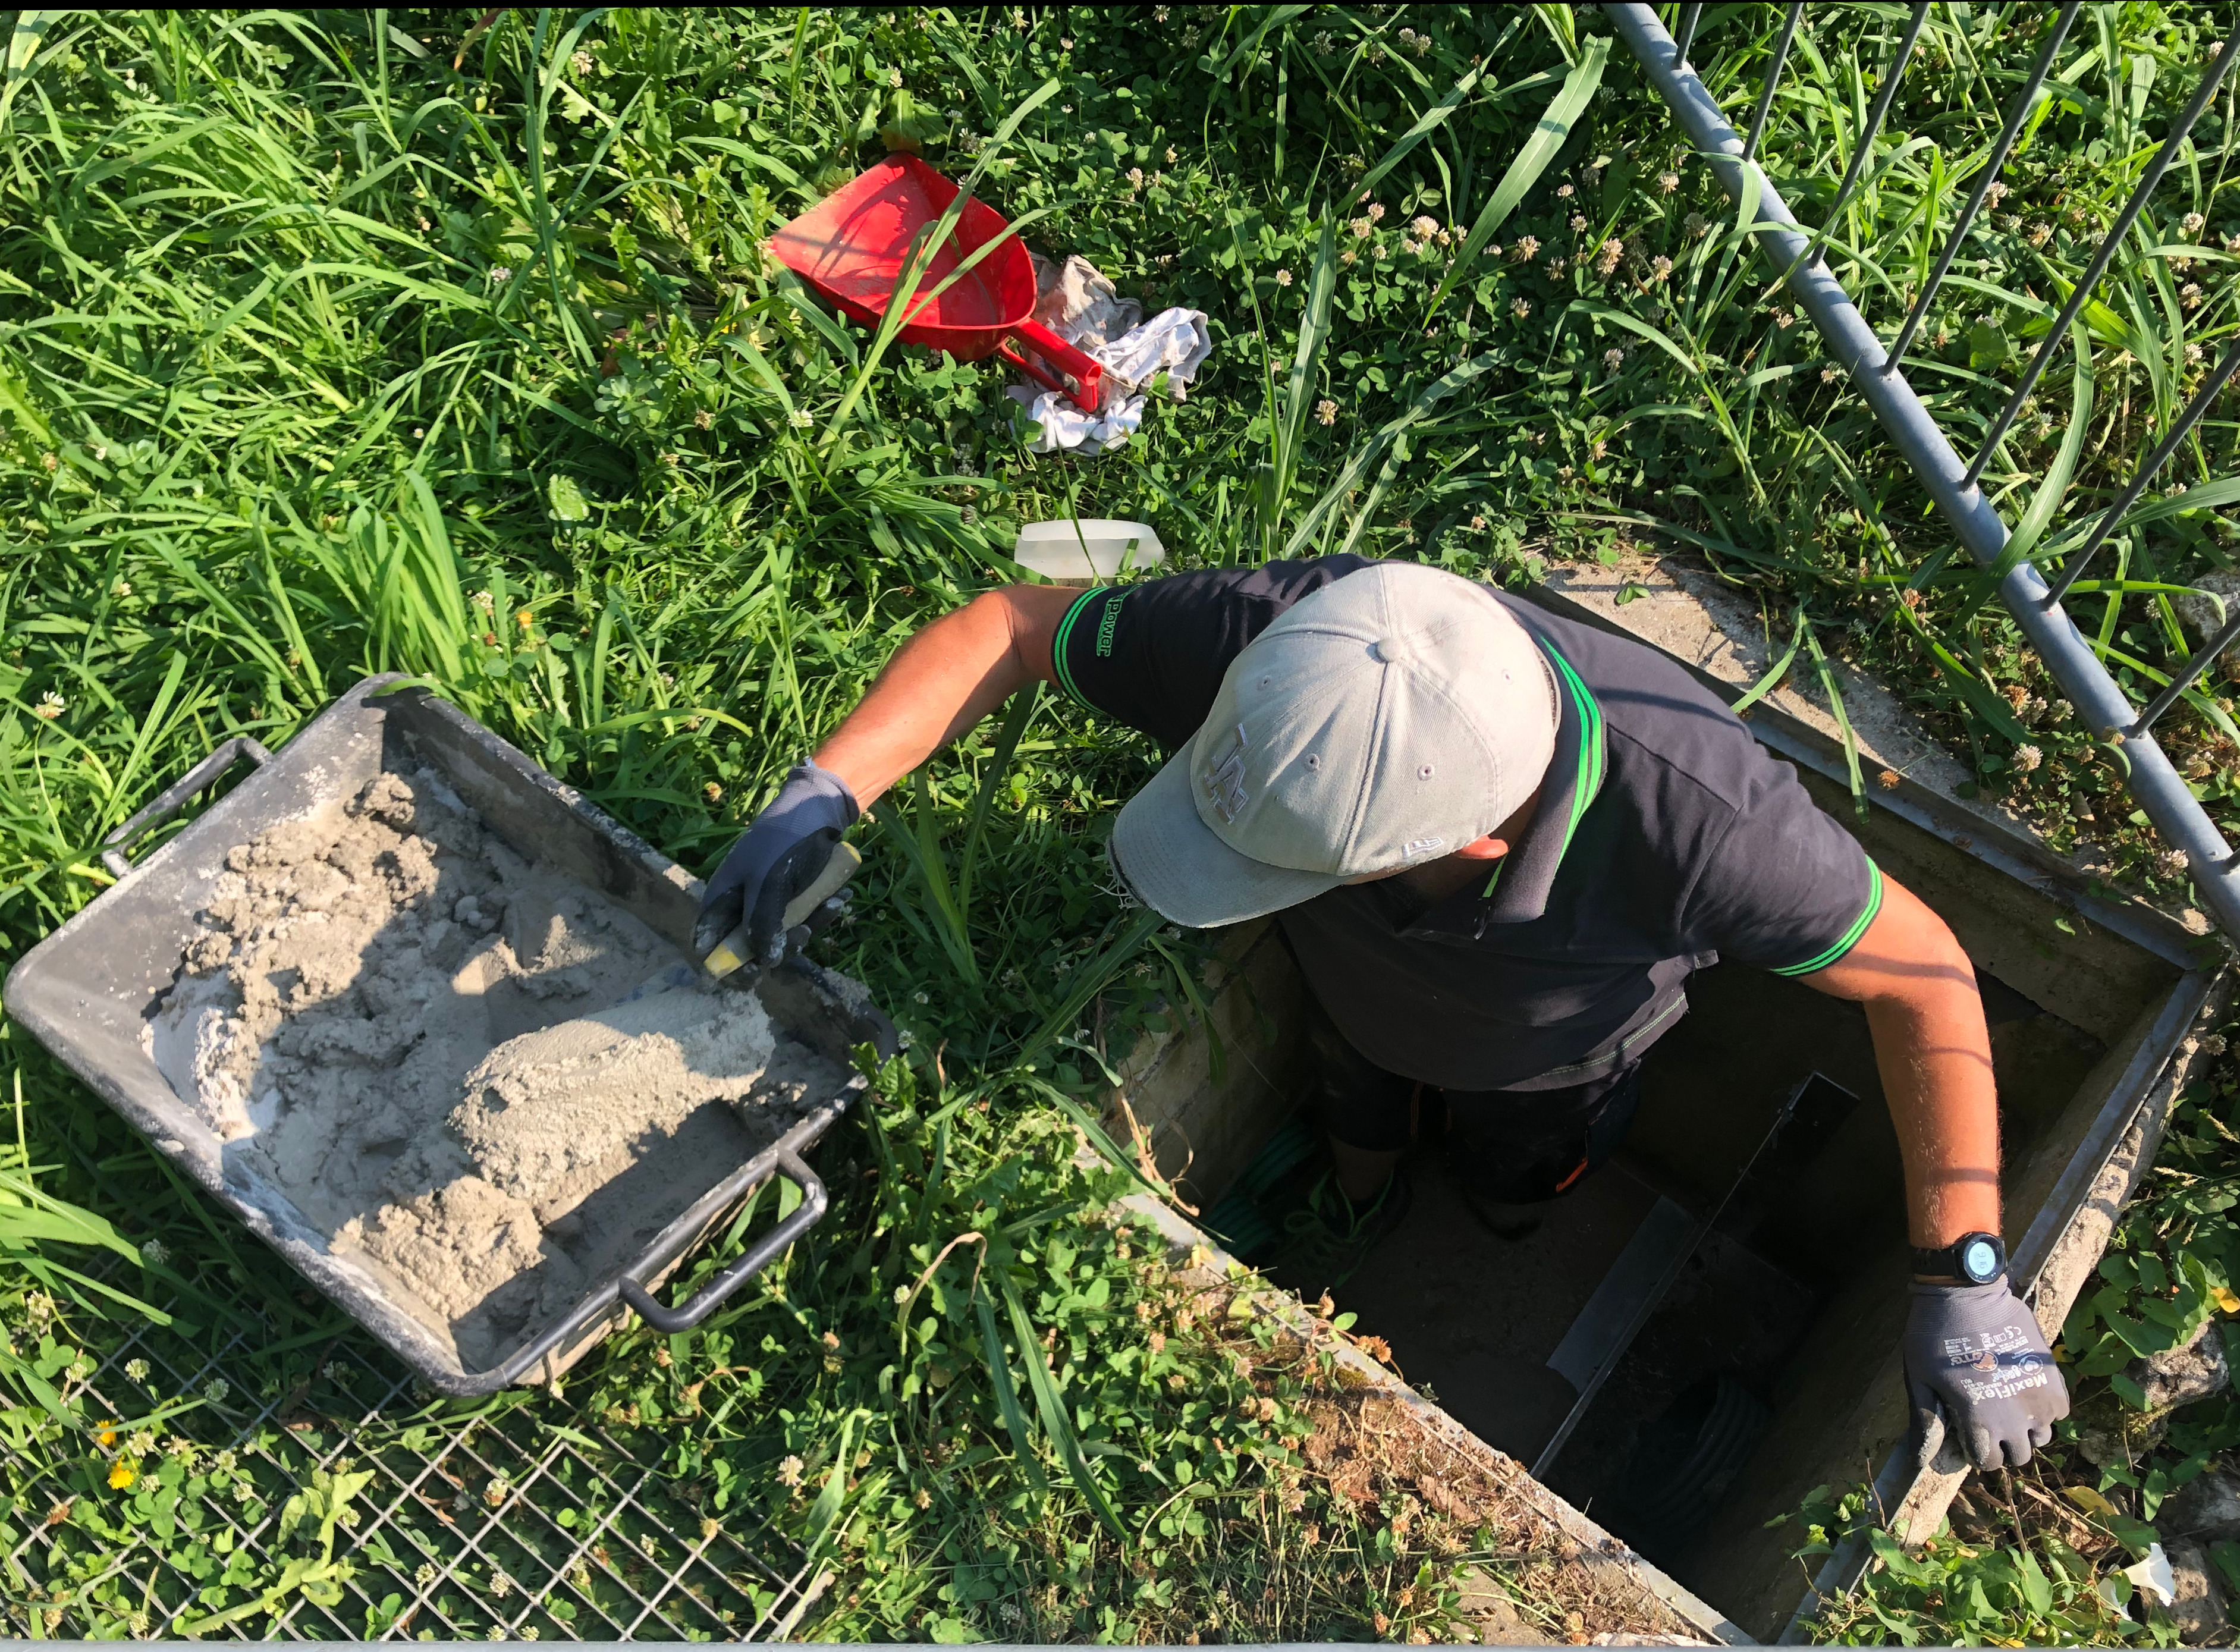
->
xmin=1800 ymin=872 xmax=2068 ymax=1468
xmin=1802 ymin=874 xmax=1999 ymax=1248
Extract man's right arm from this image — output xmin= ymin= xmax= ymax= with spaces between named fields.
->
xmin=811 ymin=584 xmax=1077 ymax=806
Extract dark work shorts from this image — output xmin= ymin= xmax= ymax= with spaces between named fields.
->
xmin=1303 ymin=994 xmax=1645 ymax=1205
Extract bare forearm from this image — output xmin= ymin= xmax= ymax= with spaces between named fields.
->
xmin=811 ymin=587 xmax=1067 ymax=804
xmin=1805 ymin=875 xmax=2001 ymax=1249
xmin=1863 ymin=991 xmax=2002 ymax=1248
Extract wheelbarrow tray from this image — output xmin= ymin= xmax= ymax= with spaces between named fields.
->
xmin=3 ymin=676 xmax=895 ymax=1396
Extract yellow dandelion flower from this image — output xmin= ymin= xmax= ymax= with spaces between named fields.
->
xmin=108 ymin=1458 xmax=136 ymax=1490
xmin=95 ymin=1422 xmax=119 ymax=1447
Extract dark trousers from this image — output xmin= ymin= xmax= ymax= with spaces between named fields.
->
xmin=1304 ymin=996 xmax=1645 ymax=1205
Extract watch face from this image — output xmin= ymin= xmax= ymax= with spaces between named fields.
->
xmin=1962 ymin=1237 xmax=2000 ymax=1282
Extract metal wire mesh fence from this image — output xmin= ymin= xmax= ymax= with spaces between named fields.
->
xmin=1609 ymin=0 xmax=2240 ymax=943
xmin=0 ymin=1267 xmax=821 ymax=1641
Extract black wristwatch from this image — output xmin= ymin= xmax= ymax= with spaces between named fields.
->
xmin=1914 ymin=1231 xmax=2006 ymax=1284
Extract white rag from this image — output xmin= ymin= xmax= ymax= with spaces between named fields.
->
xmin=1008 ymin=254 xmax=1212 ymax=455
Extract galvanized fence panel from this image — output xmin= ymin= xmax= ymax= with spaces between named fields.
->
xmin=1604 ymin=0 xmax=2240 ymax=944
xmin=0 ymin=1269 xmax=822 ymax=1641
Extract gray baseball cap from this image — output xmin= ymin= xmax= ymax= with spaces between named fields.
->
xmin=1110 ymin=563 xmax=1559 ymax=928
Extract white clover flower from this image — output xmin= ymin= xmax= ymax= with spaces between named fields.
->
xmin=1410 ymin=215 xmax=1438 ymax=240
xmin=2015 ymin=745 xmax=2043 ymax=773
xmin=1275 ymin=268 xmax=1292 ymax=287
xmin=889 ymin=67 xmax=904 ymax=86
xmin=1570 ymin=213 xmax=1589 ymax=233
xmin=1595 ymin=238 xmax=1623 ymax=275
xmin=1650 ymin=255 xmax=1673 ymax=282
xmin=1367 ymin=202 xmax=1385 ymax=222
xmin=1512 ymin=298 xmax=1531 ymax=319
xmin=571 ymin=49 xmax=593 ymax=76
xmin=1399 ymin=237 xmax=1418 ymax=255
xmin=1821 ymin=366 xmax=1840 ymax=384
xmin=125 ymin=1359 xmax=150 ymax=1383
xmin=1315 ymin=398 xmax=1338 ymax=425
xmin=1557 ymin=183 xmax=1575 ymax=199
xmin=776 ymin=1454 xmax=805 ymax=1488
xmin=1514 ymin=235 xmax=1540 ymax=260
xmin=788 ymin=408 xmax=813 ymax=428
xmin=1604 ymin=348 xmax=1626 ymax=372
xmin=1350 ymin=217 xmax=1372 ymax=238
xmin=1658 ymin=171 xmax=1680 ymax=193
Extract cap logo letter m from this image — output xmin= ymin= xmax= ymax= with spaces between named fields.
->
xmin=1201 ymin=723 xmax=1251 ymax=824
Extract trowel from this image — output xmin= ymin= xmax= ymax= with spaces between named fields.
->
xmin=628 ymin=842 xmax=862 ymax=1001
xmin=701 ymin=841 xmax=862 ymax=978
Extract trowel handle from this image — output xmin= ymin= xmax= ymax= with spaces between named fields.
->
xmin=701 ymin=841 xmax=862 ymax=979
xmin=618 ymin=1146 xmax=827 ymax=1333
xmin=1001 ymin=319 xmax=1104 ymax=413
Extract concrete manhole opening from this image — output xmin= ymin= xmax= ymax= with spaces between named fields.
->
xmin=1116 ymin=633 xmax=2216 ymax=1644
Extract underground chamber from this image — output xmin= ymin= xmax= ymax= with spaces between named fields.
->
xmin=1114 ymin=633 xmax=2220 ymax=1642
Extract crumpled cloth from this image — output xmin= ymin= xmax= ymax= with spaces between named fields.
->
xmin=1007 ymin=255 xmax=1213 ymax=454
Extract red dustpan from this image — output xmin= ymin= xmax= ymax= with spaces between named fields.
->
xmin=768 ymin=155 xmax=1104 ymax=413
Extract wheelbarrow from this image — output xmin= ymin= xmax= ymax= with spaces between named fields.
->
xmin=2 ymin=677 xmax=897 ymax=1395
xmin=768 ymin=153 xmax=1106 ymax=412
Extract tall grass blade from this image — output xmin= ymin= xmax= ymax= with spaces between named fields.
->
xmin=957 ymin=683 xmax=1038 ymax=915
xmin=1428 ymin=37 xmax=1608 ymax=316
xmin=1001 ymin=1274 xmax=1126 ymax=1542
xmin=1804 ymin=623 xmax=1868 ymax=824
xmin=974 ymin=1287 xmax=1047 ymax=1492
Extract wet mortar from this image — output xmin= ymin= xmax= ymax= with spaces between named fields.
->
xmin=143 ymin=769 xmax=846 ymax=1368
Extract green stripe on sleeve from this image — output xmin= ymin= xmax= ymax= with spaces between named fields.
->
xmin=1769 ymin=859 xmax=1885 ymax=976
xmin=1049 ymin=586 xmax=1108 ymax=709
xmin=1540 ymin=643 xmax=1607 ymax=862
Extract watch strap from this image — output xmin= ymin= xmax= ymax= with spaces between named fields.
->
xmin=1913 ymin=1232 xmax=2006 ymax=1283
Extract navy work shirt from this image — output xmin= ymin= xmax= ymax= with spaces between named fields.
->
xmin=1050 ymin=556 xmax=1882 ymax=1091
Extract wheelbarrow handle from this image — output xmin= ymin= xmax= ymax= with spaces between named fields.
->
xmin=617 ymin=1145 xmax=828 ymax=1333
xmin=1001 ymin=319 xmax=1105 ymax=414
xmin=102 ymin=735 xmax=274 ymax=880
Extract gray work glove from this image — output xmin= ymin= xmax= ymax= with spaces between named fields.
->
xmin=693 ymin=762 xmax=859 ymax=966
xmin=1900 ymin=1278 xmax=2068 ymax=1470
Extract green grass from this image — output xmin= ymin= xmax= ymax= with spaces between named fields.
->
xmin=2 ymin=2 xmax=2239 ymax=1640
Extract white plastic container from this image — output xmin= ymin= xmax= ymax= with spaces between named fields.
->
xmin=1011 ymin=518 xmax=1167 ymax=585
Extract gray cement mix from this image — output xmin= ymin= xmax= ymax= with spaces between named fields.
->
xmin=143 ymin=769 xmax=840 ymax=1366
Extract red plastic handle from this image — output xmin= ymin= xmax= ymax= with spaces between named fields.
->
xmin=1001 ymin=319 xmax=1104 ymax=413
